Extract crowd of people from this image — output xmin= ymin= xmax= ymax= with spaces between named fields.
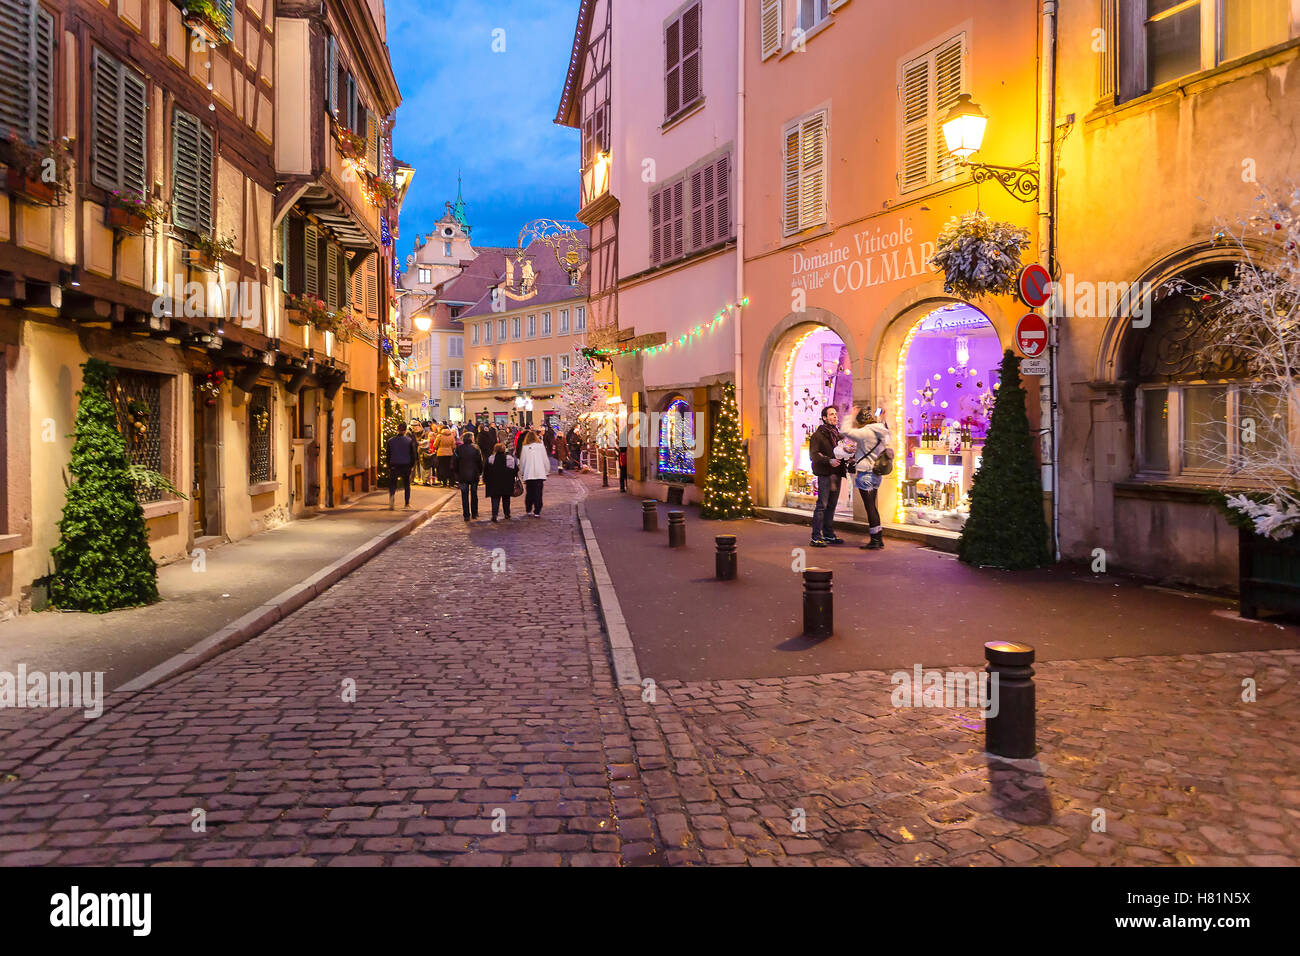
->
xmin=384 ymin=419 xmax=585 ymax=522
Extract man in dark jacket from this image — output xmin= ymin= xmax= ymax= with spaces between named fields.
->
xmin=385 ymin=422 xmax=417 ymax=510
xmin=808 ymin=406 xmax=846 ymax=547
xmin=453 ymin=434 xmax=484 ymax=520
xmin=477 ymin=423 xmax=498 ymax=462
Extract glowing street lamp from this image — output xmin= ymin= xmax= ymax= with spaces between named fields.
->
xmin=940 ymin=92 xmax=1038 ymax=202
xmin=413 ymin=313 xmax=432 ymax=332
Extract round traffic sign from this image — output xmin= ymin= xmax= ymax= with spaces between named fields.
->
xmin=1018 ymin=264 xmax=1053 ymax=309
xmin=1015 ymin=312 xmax=1049 ymax=358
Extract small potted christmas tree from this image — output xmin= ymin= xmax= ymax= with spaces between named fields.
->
xmin=49 ymin=359 xmax=160 ymax=612
xmin=958 ymin=350 xmax=1050 ymax=569
xmin=700 ymin=381 xmax=754 ymax=519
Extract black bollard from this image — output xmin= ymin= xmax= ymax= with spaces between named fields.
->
xmin=715 ymin=535 xmax=737 ymax=580
xmin=802 ymin=568 xmax=833 ymax=638
xmin=667 ymin=511 xmax=686 ymax=548
xmin=984 ymin=641 xmax=1036 ymax=759
xmin=642 ymin=500 xmax=659 ymax=532
xmin=601 ymin=450 xmax=609 ymax=487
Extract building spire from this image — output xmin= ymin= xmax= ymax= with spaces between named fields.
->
xmin=451 ymin=171 xmax=471 ymax=237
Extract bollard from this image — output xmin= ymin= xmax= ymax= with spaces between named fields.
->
xmin=802 ymin=568 xmax=833 ymax=638
xmin=601 ymin=451 xmax=609 ymax=487
xmin=642 ymin=500 xmax=659 ymax=532
xmin=984 ymin=641 xmax=1036 ymax=759
xmin=715 ymin=535 xmax=737 ymax=580
xmin=667 ymin=511 xmax=686 ymax=548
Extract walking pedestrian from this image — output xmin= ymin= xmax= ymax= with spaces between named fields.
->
xmin=514 ymin=425 xmax=527 ymax=458
xmin=385 ymin=421 xmax=417 ymax=510
xmin=409 ymin=422 xmax=426 ymax=486
xmin=808 ymin=406 xmax=847 ymax=547
xmin=519 ymin=430 xmax=550 ymax=516
xmin=484 ymin=442 xmax=518 ymax=522
xmin=553 ymin=429 xmax=569 ymax=474
xmin=543 ymin=425 xmax=555 ymax=459
xmin=477 ymin=422 xmax=497 ymax=463
xmin=842 ymin=407 xmax=893 ymax=550
xmin=453 ymin=432 xmax=484 ymax=520
xmin=433 ymin=426 xmax=457 ymax=487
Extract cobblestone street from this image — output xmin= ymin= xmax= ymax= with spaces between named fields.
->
xmin=1 ymin=475 xmax=1297 ymax=866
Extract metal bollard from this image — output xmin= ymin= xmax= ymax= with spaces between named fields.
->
xmin=601 ymin=450 xmax=609 ymax=487
xmin=802 ymin=568 xmax=833 ymax=638
xmin=984 ymin=641 xmax=1036 ymax=759
xmin=642 ymin=500 xmax=659 ymax=532
xmin=715 ymin=535 xmax=737 ymax=580
xmin=667 ymin=511 xmax=686 ymax=548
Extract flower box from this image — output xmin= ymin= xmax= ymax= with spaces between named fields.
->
xmin=285 ymin=308 xmax=310 ymax=327
xmin=5 ymin=167 xmax=58 ymax=205
xmin=1238 ymin=527 xmax=1300 ymax=618
xmin=184 ymin=13 xmax=227 ymax=47
xmin=183 ymin=247 xmax=220 ymax=272
xmin=105 ymin=205 xmax=149 ymax=236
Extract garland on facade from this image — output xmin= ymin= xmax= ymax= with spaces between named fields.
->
xmin=585 ymin=299 xmax=749 ymax=359
xmin=700 ymin=381 xmax=754 ymax=519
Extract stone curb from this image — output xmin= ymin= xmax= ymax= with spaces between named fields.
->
xmin=115 ymin=495 xmax=453 ymax=694
xmin=576 ymin=500 xmax=643 ymax=688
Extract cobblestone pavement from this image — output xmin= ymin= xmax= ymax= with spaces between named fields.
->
xmin=2 ymin=473 xmax=1297 ymax=866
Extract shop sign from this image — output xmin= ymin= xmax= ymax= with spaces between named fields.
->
xmin=1018 ymin=264 xmax=1053 ymax=308
xmin=397 ymin=334 xmax=414 ymax=357
xmin=1015 ymin=313 xmax=1049 ymax=357
xmin=1020 ymin=357 xmax=1049 ymax=376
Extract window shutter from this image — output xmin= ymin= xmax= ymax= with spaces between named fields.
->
xmin=665 ymin=17 xmax=681 ymax=118
xmin=338 ymin=247 xmax=349 ymax=308
xmin=899 ymin=58 xmax=930 ymax=192
xmin=121 ymin=69 xmax=147 ymax=198
xmin=32 ymin=5 xmax=54 ymax=143
xmin=216 ymin=0 xmax=234 ymax=40
xmin=689 ymin=167 xmax=704 ymax=252
xmin=327 ymin=35 xmax=337 ymax=115
xmin=932 ymin=36 xmax=964 ymax=183
xmin=650 ymin=188 xmax=663 ymax=265
xmin=715 ymin=151 xmax=731 ymax=240
xmin=288 ymin=217 xmax=305 ymax=294
xmin=670 ymin=179 xmax=684 ymax=259
xmin=325 ymin=241 xmax=339 ymax=310
xmin=304 ymin=223 xmax=319 ymax=297
xmin=829 ymin=0 xmax=849 ymax=9
xmin=171 ymin=109 xmax=200 ymax=229
xmin=0 ymin=0 xmax=30 ymax=139
xmin=799 ymin=112 xmax=826 ymax=229
xmin=196 ymin=122 xmax=214 ymax=234
xmin=783 ymin=124 xmax=800 ymax=233
xmin=366 ymin=111 xmax=379 ymax=170
xmin=1099 ymin=0 xmax=1117 ymax=102
xmin=366 ymin=256 xmax=378 ymax=317
xmin=92 ymin=50 xmax=123 ymax=191
xmin=347 ymin=75 xmax=358 ymax=132
xmin=680 ymin=4 xmax=701 ymax=107
xmin=760 ymin=0 xmax=782 ymax=60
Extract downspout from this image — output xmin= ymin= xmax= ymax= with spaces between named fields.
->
xmin=734 ymin=0 xmax=746 ymax=424
xmin=1039 ymin=0 xmax=1060 ymax=561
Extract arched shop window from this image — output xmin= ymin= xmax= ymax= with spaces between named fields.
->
xmin=658 ymin=398 xmax=696 ymax=481
xmin=1133 ymin=266 xmax=1291 ymax=480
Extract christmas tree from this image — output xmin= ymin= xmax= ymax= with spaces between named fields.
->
xmin=561 ymin=347 xmax=603 ymax=432
xmin=958 ymin=350 xmax=1050 ymax=569
xmin=700 ymin=381 xmax=754 ymax=519
xmin=376 ymin=399 xmax=405 ymax=484
xmin=49 ymin=359 xmax=160 ymax=612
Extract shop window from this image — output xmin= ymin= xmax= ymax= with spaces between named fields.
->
xmin=782 ymin=108 xmax=828 ymax=234
xmin=899 ymin=33 xmax=964 ymax=193
xmin=113 ymin=369 xmax=166 ymax=503
xmin=90 ymin=49 xmax=147 ymax=196
xmin=248 ymin=385 xmax=273 ymax=483
xmin=0 ymin=1 xmax=55 ymax=145
xmin=658 ymin=398 xmax=696 ymax=481
xmin=664 ymin=2 xmax=702 ymax=123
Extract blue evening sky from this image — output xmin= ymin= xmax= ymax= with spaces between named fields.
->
xmin=386 ymin=0 xmax=582 ymax=256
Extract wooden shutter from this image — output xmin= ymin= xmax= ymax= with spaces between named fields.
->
xmin=1099 ymin=0 xmax=1117 ymax=103
xmin=216 ymin=0 xmax=234 ymax=40
xmin=689 ymin=167 xmax=704 ymax=251
xmin=346 ymin=75 xmax=358 ymax=132
xmin=32 ymin=5 xmax=53 ymax=143
xmin=933 ymin=36 xmax=964 ymax=183
xmin=366 ymin=111 xmax=379 ymax=170
xmin=669 ymin=179 xmax=684 ymax=259
xmin=366 ymin=256 xmax=378 ymax=317
xmin=91 ymin=50 xmax=123 ymax=191
xmin=680 ymin=4 xmax=701 ymax=107
xmin=121 ymin=69 xmax=147 ymax=197
xmin=0 ymin=0 xmax=29 ymax=139
xmin=714 ymin=151 xmax=731 ymax=241
xmin=326 ymin=35 xmax=337 ymax=115
xmin=171 ymin=109 xmax=200 ymax=229
xmin=760 ymin=0 xmax=782 ymax=60
xmin=325 ymin=241 xmax=339 ymax=310
xmin=783 ymin=124 xmax=801 ymax=234
xmin=690 ymin=159 xmax=719 ymax=250
xmin=650 ymin=188 xmax=663 ymax=265
xmin=338 ymin=247 xmax=349 ymax=309
xmin=899 ymin=57 xmax=930 ymax=192
xmin=829 ymin=0 xmax=849 ymax=9
xmin=304 ymin=223 xmax=319 ymax=296
xmin=196 ymin=122 xmax=213 ymax=234
xmin=288 ymin=217 xmax=305 ymax=294
xmin=665 ymin=16 xmax=680 ymax=119
xmin=799 ymin=112 xmax=826 ymax=229
xmin=352 ymin=255 xmax=364 ymax=312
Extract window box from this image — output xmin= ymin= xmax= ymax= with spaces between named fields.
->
xmin=105 ymin=205 xmax=150 ymax=236
xmin=285 ymin=308 xmax=310 ymax=327
xmin=1238 ymin=527 xmax=1300 ymax=619
xmin=184 ymin=246 xmax=220 ymax=273
xmin=4 ymin=167 xmax=58 ymax=205
xmin=181 ymin=1 xmax=232 ymax=47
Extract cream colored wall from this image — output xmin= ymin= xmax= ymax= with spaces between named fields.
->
xmin=274 ymin=19 xmax=312 ymax=176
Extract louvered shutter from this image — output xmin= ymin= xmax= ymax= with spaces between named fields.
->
xmin=366 ymin=257 xmax=377 ymax=317
xmin=325 ymin=241 xmax=339 ymax=310
xmin=665 ymin=17 xmax=680 ymax=118
xmin=933 ymin=36 xmax=964 ymax=183
xmin=799 ymin=112 xmax=826 ymax=230
xmin=171 ymin=110 xmax=199 ymax=229
xmin=216 ymin=0 xmax=234 ymax=40
xmin=899 ymin=58 xmax=930 ymax=192
xmin=91 ymin=50 xmax=123 ymax=191
xmin=650 ymin=188 xmax=663 ymax=265
xmin=1099 ymin=0 xmax=1117 ymax=102
xmin=783 ymin=125 xmax=800 ymax=234
xmin=338 ymin=247 xmax=349 ymax=309
xmin=32 ymin=5 xmax=53 ymax=143
xmin=366 ymin=111 xmax=379 ymax=170
xmin=760 ymin=0 xmax=782 ymax=60
xmin=288 ymin=217 xmax=305 ymax=293
xmin=715 ymin=151 xmax=731 ymax=240
xmin=689 ymin=167 xmax=703 ymax=252
xmin=0 ymin=0 xmax=30 ymax=139
xmin=680 ymin=4 xmax=701 ymax=108
xmin=304 ymin=223 xmax=319 ymax=297
xmin=196 ymin=122 xmax=214 ymax=234
xmin=326 ymin=35 xmax=337 ymax=115
xmin=346 ymin=75 xmax=358 ymax=132
xmin=670 ymin=179 xmax=684 ymax=259
xmin=829 ymin=0 xmax=849 ymax=9
xmin=121 ymin=69 xmax=147 ymax=198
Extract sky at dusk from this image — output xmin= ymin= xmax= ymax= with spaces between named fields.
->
xmin=386 ymin=0 xmax=582 ymax=259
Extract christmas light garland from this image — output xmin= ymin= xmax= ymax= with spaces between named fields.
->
xmin=586 ymin=298 xmax=749 ymax=358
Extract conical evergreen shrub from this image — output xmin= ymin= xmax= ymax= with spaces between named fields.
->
xmin=49 ymin=359 xmax=159 ymax=611
xmin=958 ymin=350 xmax=1051 ymax=570
xmin=700 ymin=381 xmax=754 ymax=519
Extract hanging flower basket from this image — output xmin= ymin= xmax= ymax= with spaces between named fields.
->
xmin=930 ymin=212 xmax=1030 ymax=301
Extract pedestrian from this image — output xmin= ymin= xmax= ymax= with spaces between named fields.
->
xmin=484 ymin=442 xmax=518 ymax=522
xmin=543 ymin=425 xmax=555 ymax=459
xmin=554 ymin=429 xmax=569 ymax=474
xmin=519 ymin=430 xmax=550 ymax=516
xmin=385 ymin=421 xmax=417 ymax=510
xmin=477 ymin=421 xmax=497 ymax=463
xmin=434 ymin=426 xmax=457 ymax=487
xmin=514 ymin=425 xmax=527 ymax=457
xmin=409 ymin=422 xmax=426 ymax=486
xmin=808 ymin=405 xmax=847 ymax=547
xmin=842 ymin=407 xmax=893 ymax=550
xmin=453 ymin=432 xmax=484 ymax=520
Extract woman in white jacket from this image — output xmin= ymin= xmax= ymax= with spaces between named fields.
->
xmin=518 ymin=430 xmax=551 ymax=516
xmin=841 ymin=407 xmax=892 ymax=550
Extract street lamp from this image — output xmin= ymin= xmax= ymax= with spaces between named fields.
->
xmin=413 ymin=313 xmax=432 ymax=332
xmin=941 ymin=93 xmax=1039 ymax=202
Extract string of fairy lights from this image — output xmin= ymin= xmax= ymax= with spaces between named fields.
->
xmin=585 ymin=298 xmax=750 ymax=358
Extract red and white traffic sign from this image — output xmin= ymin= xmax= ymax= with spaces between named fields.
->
xmin=1015 ymin=312 xmax=1049 ymax=358
xmin=1018 ymin=264 xmax=1053 ymax=309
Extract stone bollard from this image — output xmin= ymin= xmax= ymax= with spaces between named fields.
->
xmin=802 ymin=568 xmax=833 ymax=638
xmin=667 ymin=511 xmax=686 ymax=548
xmin=984 ymin=641 xmax=1036 ymax=759
xmin=641 ymin=500 xmax=659 ymax=532
xmin=715 ymin=535 xmax=737 ymax=580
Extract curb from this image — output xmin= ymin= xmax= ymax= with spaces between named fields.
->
xmin=576 ymin=500 xmax=643 ymax=688
xmin=115 ymin=494 xmax=453 ymax=694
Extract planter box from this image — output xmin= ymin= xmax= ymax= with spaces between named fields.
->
xmin=184 ymin=247 xmax=220 ymax=272
xmin=285 ymin=308 xmax=311 ymax=327
xmin=184 ymin=13 xmax=227 ymax=47
xmin=5 ymin=167 xmax=58 ymax=205
xmin=105 ymin=205 xmax=149 ymax=235
xmin=1238 ymin=527 xmax=1300 ymax=618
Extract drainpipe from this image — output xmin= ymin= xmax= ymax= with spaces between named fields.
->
xmin=1039 ymin=0 xmax=1061 ymax=561
xmin=734 ymin=0 xmax=746 ymax=423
